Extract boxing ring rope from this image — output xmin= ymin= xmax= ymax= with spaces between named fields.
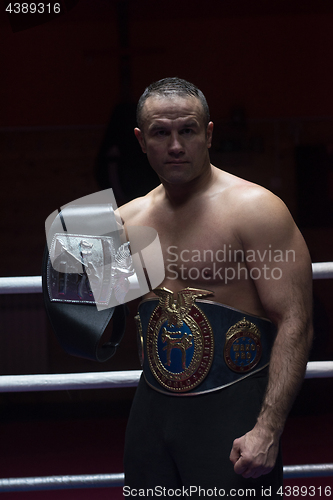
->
xmin=0 ymin=362 xmax=332 ymax=394
xmin=0 ymin=261 xmax=332 ymax=296
xmin=0 ymin=263 xmax=332 ymax=492
xmin=1 ymin=465 xmax=332 ymax=493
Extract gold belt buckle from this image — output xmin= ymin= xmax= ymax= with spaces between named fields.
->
xmin=146 ymin=287 xmax=215 ymax=393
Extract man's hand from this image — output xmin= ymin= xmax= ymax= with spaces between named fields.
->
xmin=229 ymin=424 xmax=280 ymax=479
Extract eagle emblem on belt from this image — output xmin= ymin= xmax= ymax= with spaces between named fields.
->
xmin=146 ymin=287 xmax=214 ymax=393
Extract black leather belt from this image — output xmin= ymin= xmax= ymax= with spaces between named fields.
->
xmin=42 ymin=201 xmax=128 ymax=362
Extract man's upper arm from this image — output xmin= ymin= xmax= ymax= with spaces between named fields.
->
xmin=237 ymin=189 xmax=313 ymax=328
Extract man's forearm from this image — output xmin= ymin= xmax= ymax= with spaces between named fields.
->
xmin=256 ymin=316 xmax=313 ymax=434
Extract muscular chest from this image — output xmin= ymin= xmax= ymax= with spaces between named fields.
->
xmin=139 ymin=205 xmax=245 ymax=285
xmin=163 ymin=239 xmax=245 ymax=285
xmin=123 ymin=194 xmax=265 ymax=315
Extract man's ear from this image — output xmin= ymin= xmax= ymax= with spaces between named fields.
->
xmin=134 ymin=128 xmax=146 ymax=154
xmin=206 ymin=121 xmax=214 ymax=149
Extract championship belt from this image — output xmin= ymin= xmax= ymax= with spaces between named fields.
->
xmin=42 ymin=202 xmax=130 ymax=362
xmin=136 ymin=287 xmax=276 ymax=395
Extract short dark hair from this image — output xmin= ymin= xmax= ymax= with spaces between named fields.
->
xmin=136 ymin=77 xmax=210 ymax=129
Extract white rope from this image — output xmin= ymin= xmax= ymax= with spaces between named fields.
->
xmin=0 ymin=362 xmax=332 ymax=393
xmin=312 ymin=261 xmax=333 ymax=279
xmin=0 ymin=261 xmax=332 ymax=295
xmin=0 ymin=464 xmax=332 ymax=492
xmin=0 ymin=370 xmax=142 ymax=392
xmin=0 ymin=276 xmax=42 ymax=294
xmin=0 ymin=473 xmax=124 ymax=492
xmin=284 ymin=463 xmax=333 ymax=478
xmin=304 ymin=361 xmax=333 ymax=379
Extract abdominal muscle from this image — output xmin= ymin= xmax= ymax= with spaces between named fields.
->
xmin=144 ymin=259 xmax=267 ymax=318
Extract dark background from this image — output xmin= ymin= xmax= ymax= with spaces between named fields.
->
xmin=0 ymin=0 xmax=332 ymax=497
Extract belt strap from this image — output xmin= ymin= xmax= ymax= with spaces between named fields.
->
xmin=42 ymin=203 xmax=127 ymax=362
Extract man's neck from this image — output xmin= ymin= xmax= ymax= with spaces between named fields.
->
xmin=161 ymin=164 xmax=216 ymax=207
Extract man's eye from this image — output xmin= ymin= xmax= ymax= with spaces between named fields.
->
xmin=181 ymin=128 xmax=193 ymax=135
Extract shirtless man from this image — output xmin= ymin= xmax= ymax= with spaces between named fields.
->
xmin=120 ymin=78 xmax=313 ymax=497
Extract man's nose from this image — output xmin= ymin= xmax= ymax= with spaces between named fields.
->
xmin=168 ymin=132 xmax=184 ymax=155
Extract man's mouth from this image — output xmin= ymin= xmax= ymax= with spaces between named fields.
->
xmin=165 ymin=160 xmax=188 ymax=164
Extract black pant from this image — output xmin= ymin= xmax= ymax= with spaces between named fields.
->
xmin=124 ymin=368 xmax=283 ymax=498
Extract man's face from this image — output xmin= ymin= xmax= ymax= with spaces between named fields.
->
xmin=135 ymin=95 xmax=213 ymax=186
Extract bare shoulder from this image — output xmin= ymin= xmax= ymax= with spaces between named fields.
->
xmin=212 ymin=168 xmax=303 ymax=253
xmin=118 ymin=196 xmax=148 ymax=221
xmin=215 ymin=169 xmax=293 ymax=230
xmin=118 ymin=186 xmax=161 ymax=225
xmin=235 ymin=183 xmax=291 ymax=226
